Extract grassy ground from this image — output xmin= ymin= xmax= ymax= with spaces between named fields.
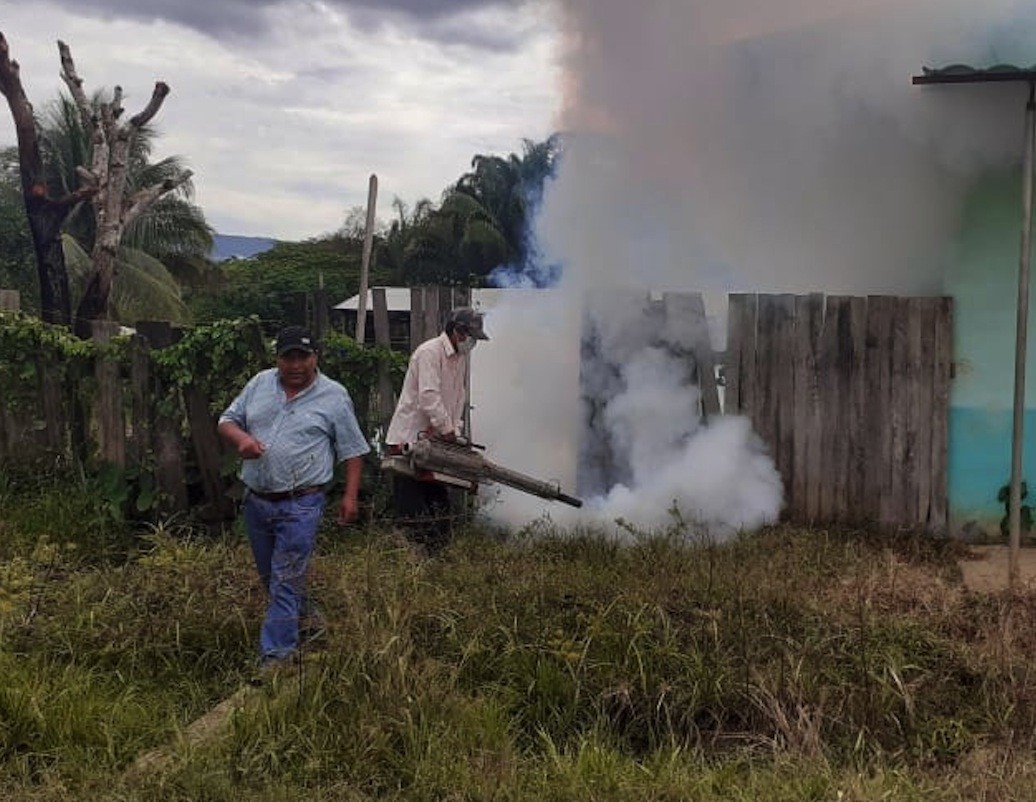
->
xmin=4 ymin=472 xmax=1036 ymax=800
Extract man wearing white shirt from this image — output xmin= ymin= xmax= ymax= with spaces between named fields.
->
xmin=385 ymin=307 xmax=489 ymax=555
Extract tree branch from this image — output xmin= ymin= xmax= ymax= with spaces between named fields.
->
xmin=74 ymin=165 xmax=98 ymax=188
xmin=57 ymin=40 xmax=94 ymax=132
xmin=129 ymin=82 xmax=170 ymax=129
xmin=54 ymin=186 xmax=98 ymax=208
xmin=122 ymin=170 xmax=192 ymax=229
xmin=0 ymin=32 xmax=44 ymax=191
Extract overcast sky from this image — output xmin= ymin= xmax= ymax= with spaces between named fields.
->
xmin=0 ymin=0 xmax=561 ymax=239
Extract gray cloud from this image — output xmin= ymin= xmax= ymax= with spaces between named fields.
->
xmin=46 ymin=0 xmax=522 ymax=45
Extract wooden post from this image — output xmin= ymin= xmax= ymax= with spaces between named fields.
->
xmin=185 ymin=384 xmax=234 ymax=521
xmin=864 ymin=296 xmax=895 ymax=525
xmin=312 ymin=287 xmax=329 ymax=345
xmin=1009 ymin=88 xmax=1036 ymax=588
xmin=930 ymin=298 xmax=952 ymax=533
xmin=0 ymin=289 xmax=19 ymax=311
xmin=372 ymin=288 xmax=395 ymax=428
xmin=92 ymin=320 xmax=125 ymax=467
xmin=423 ymin=285 xmax=442 ymax=343
xmin=725 ymin=294 xmax=757 ymax=416
xmin=355 ymin=174 xmax=378 ymax=345
xmin=39 ymin=364 xmax=66 ymax=457
xmin=136 ymin=320 xmax=188 ymax=513
xmin=792 ymin=294 xmax=823 ymax=523
xmin=662 ymin=292 xmax=720 ymax=420
xmin=127 ymin=334 xmax=151 ymax=466
xmin=410 ymin=287 xmax=426 ymax=352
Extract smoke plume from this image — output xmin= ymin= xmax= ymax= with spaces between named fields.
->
xmin=471 ymin=0 xmax=1036 ymax=538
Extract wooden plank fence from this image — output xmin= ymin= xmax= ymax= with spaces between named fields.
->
xmin=1 ymin=286 xmax=952 ymax=531
xmin=726 ymin=294 xmax=952 ymax=532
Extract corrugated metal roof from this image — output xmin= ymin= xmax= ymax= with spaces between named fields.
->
xmin=914 ymin=63 xmax=1036 ymax=85
xmin=333 ymin=287 xmax=412 ymax=312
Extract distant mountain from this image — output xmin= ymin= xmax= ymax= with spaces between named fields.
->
xmin=210 ymin=233 xmax=277 ymax=262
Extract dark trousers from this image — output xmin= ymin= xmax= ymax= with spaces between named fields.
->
xmin=391 ymin=473 xmax=453 ymax=554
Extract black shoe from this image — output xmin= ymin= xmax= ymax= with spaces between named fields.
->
xmin=300 ymin=622 xmax=327 ymax=646
xmin=249 ymin=655 xmax=293 ymax=686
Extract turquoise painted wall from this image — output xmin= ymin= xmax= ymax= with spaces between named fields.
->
xmin=946 ymin=171 xmax=1036 ymax=533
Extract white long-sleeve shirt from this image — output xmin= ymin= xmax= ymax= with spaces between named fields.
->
xmin=385 ymin=332 xmax=468 ymax=446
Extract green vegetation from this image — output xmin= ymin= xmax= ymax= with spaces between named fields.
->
xmin=0 ymin=91 xmax=213 ymax=328
xmin=2 ymin=475 xmax=1034 ymax=800
xmin=1 ymin=121 xmax=560 ymax=331
xmin=187 ymin=135 xmax=561 ymax=326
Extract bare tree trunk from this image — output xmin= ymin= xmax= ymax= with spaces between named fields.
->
xmin=59 ymin=41 xmax=191 ymax=337
xmin=0 ymin=32 xmax=94 ymax=327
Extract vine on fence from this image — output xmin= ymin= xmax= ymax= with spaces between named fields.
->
xmin=150 ymin=316 xmax=269 ymax=416
xmin=0 ymin=311 xmax=94 ymax=411
xmin=0 ymin=313 xmax=408 ymax=518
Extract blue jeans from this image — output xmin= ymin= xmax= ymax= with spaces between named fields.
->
xmin=243 ymin=491 xmax=326 ymax=660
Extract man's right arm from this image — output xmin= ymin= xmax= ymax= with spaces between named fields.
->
xmin=217 ymin=420 xmax=266 ymax=459
xmin=217 ymin=375 xmax=266 ymax=459
xmin=415 ymin=348 xmax=456 ymax=437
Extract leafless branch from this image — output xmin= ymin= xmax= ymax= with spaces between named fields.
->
xmin=54 ymin=186 xmax=97 ymax=208
xmin=122 ymin=170 xmax=192 ymax=228
xmin=129 ymin=82 xmax=170 ymax=129
xmin=57 ymin=40 xmax=94 ymax=131
xmin=75 ymin=165 xmax=98 ymax=188
xmin=0 ymin=32 xmax=42 ymax=188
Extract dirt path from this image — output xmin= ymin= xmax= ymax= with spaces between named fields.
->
xmin=957 ymin=545 xmax=1036 ymax=593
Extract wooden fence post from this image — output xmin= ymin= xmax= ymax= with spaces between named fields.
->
xmin=92 ymin=320 xmax=125 ymax=467
xmin=372 ymin=287 xmax=395 ymax=428
xmin=662 ymin=292 xmax=720 ymax=419
xmin=312 ymin=287 xmax=329 ymax=344
xmin=725 ymin=294 xmax=757 ymax=416
xmin=0 ymin=289 xmax=19 ymax=311
xmin=135 ymin=321 xmax=188 ymax=513
xmin=423 ymin=286 xmax=442 ymax=344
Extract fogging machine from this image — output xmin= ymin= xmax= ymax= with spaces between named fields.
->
xmin=381 ymin=436 xmax=583 ymax=508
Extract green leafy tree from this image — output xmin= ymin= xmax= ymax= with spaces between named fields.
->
xmin=190 ymin=234 xmax=395 ymax=331
xmin=373 ymin=197 xmax=430 ymax=282
xmin=0 ymin=147 xmax=36 ymax=311
xmin=401 ymin=191 xmax=511 ymax=286
xmin=453 ymin=134 xmax=561 ymax=269
xmin=394 ymin=134 xmax=561 ymax=287
xmin=0 ymin=32 xmax=87 ymax=325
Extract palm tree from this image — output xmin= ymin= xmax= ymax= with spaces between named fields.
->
xmin=452 ymin=134 xmax=561 ymax=276
xmin=402 ymin=192 xmax=511 ymax=286
xmin=39 ymin=92 xmax=213 ymax=325
xmin=376 ymin=197 xmax=430 ymax=283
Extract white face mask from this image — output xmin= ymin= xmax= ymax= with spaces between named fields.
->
xmin=457 ymin=336 xmax=477 ymax=355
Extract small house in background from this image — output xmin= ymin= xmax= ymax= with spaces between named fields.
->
xmin=333 ymin=287 xmax=412 ymax=351
xmin=334 ymin=286 xmax=477 ymax=352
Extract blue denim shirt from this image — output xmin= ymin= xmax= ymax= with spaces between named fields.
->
xmin=219 ymin=368 xmax=370 ymax=492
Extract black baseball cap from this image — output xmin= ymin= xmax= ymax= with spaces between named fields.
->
xmin=275 ymin=326 xmax=317 ymax=355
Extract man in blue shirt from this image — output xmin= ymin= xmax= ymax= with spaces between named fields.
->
xmin=218 ymin=326 xmax=370 ymax=671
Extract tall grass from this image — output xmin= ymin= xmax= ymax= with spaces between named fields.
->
xmin=3 ymin=473 xmax=1036 ymax=799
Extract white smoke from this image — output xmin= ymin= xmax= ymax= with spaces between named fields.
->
xmin=470 ymin=0 xmax=1036 ymax=538
xmin=547 ymin=0 xmax=1036 ymax=295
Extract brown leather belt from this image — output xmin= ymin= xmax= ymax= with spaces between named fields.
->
xmin=247 ymin=485 xmax=325 ymax=502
